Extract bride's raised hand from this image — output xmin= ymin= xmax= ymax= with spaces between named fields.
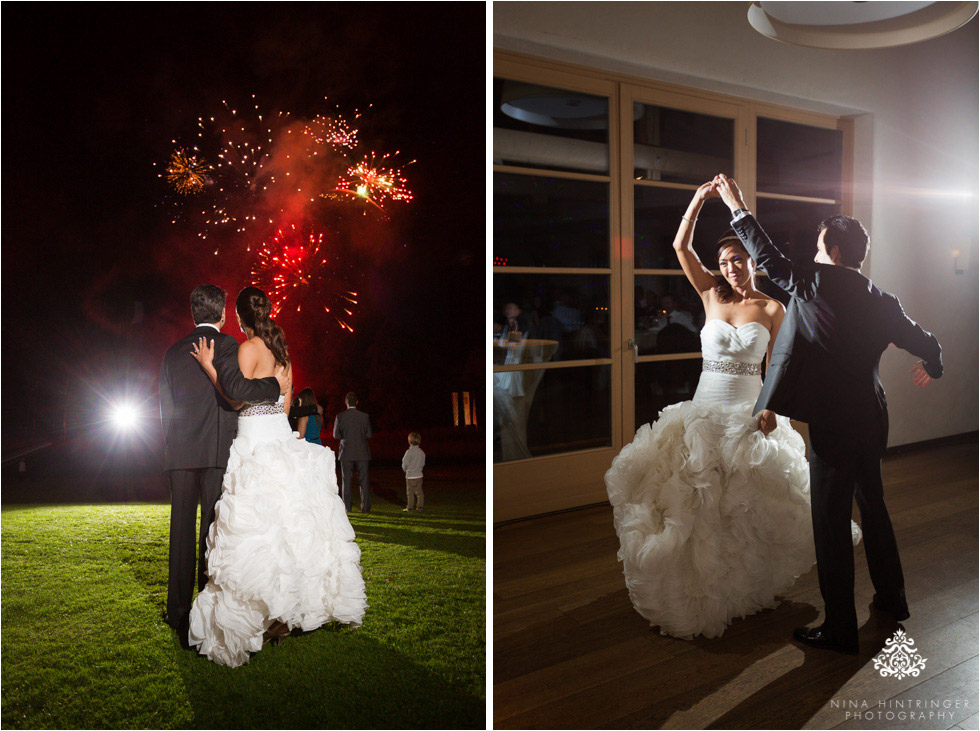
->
xmin=190 ymin=336 xmax=216 ymax=369
xmin=694 ymin=181 xmax=719 ymax=203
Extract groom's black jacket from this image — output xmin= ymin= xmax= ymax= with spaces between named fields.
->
xmin=732 ymin=214 xmax=942 ymax=454
xmin=160 ymin=325 xmax=279 ymax=471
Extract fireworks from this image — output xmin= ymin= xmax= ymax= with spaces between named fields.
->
xmin=251 ymin=224 xmax=358 ymax=333
xmin=165 ymin=149 xmax=212 ymax=195
xmin=332 ymin=152 xmax=415 ymax=211
xmin=163 ymin=96 xmax=412 ymax=334
xmin=303 ymin=114 xmax=359 ymax=150
xmin=162 ymin=96 xmax=413 ymax=254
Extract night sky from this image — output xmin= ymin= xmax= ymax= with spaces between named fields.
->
xmin=2 ymin=3 xmax=485 ymax=443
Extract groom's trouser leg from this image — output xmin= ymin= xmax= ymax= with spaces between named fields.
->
xmin=357 ymin=460 xmax=371 ymax=512
xmin=167 ymin=469 xmax=200 ymax=624
xmin=808 ymin=428 xmax=859 ymax=642
xmin=340 ymin=461 xmax=354 ymax=511
xmin=197 ymin=468 xmax=224 ymax=591
xmin=854 ymin=455 xmax=907 ymax=610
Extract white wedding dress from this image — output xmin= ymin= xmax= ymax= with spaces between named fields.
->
xmin=605 ymin=320 xmax=860 ymax=639
xmin=189 ymin=397 xmax=367 ymax=667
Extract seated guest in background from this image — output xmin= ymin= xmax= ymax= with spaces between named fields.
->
xmin=502 ymin=301 xmax=529 ymax=339
xmin=551 ymin=289 xmax=583 ymax=334
xmin=294 ymin=388 xmax=324 ymax=445
xmin=658 ymin=294 xmax=699 ymax=333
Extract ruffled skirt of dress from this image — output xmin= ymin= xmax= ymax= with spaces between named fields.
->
xmin=189 ymin=413 xmax=367 ymax=667
xmin=605 ymin=399 xmax=859 ymax=639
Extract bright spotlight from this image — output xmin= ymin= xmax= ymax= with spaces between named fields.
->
xmin=111 ymin=403 xmax=139 ymax=429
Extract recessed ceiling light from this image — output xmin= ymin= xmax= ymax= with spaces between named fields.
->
xmin=747 ymin=1 xmax=977 ymax=49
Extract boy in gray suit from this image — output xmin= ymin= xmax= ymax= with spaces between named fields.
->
xmin=333 ymin=392 xmax=372 ymax=512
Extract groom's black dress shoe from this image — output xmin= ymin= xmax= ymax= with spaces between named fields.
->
xmin=165 ymin=614 xmax=192 ymax=650
xmin=872 ymin=594 xmax=910 ymax=621
xmin=792 ymin=626 xmax=858 ymax=655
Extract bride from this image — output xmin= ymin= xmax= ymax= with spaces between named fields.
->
xmin=187 ymin=286 xmax=366 ymax=667
xmin=605 ymin=182 xmax=858 ymax=639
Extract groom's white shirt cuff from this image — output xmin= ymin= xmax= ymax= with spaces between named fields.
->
xmin=731 ymin=210 xmax=751 ymax=224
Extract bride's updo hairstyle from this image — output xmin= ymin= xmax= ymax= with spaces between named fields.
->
xmin=236 ymin=286 xmax=290 ymax=366
xmin=713 ymin=230 xmax=755 ymax=303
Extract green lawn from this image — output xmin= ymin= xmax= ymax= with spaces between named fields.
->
xmin=1 ymin=476 xmax=485 ymax=729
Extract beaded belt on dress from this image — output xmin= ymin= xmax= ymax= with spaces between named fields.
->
xmin=238 ymin=401 xmax=285 ymax=417
xmin=702 ymin=359 xmax=761 ymax=376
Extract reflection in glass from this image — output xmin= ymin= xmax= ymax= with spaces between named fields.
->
xmin=634 ymin=186 xmax=733 ymax=269
xmin=493 ymin=274 xmax=609 ymax=362
xmin=493 ymin=78 xmax=609 ymax=175
xmin=633 ymin=105 xmax=734 ymax=184
xmin=757 ymin=118 xmax=843 ymax=201
xmin=633 ymin=275 xmax=704 ymax=356
xmin=494 ymin=174 xmax=609 ymax=268
xmin=494 ymin=365 xmax=611 ymax=463
xmin=635 ymin=359 xmax=702 ymax=427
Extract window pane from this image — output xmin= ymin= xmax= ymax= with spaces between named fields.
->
xmin=633 ymin=275 xmax=704 ymax=356
xmin=634 ymin=359 xmax=702 ymax=427
xmin=494 ymin=173 xmax=609 ymax=268
xmin=753 ymin=198 xmax=841 ymax=305
xmin=634 ymin=186 xmax=734 ymax=269
xmin=757 ymin=118 xmax=843 ymax=200
xmin=633 ymin=104 xmax=734 ymax=184
xmin=494 ymin=274 xmax=609 ymax=362
xmin=494 ymin=365 xmax=611 ymax=463
xmin=493 ymin=78 xmax=609 ymax=175
xmin=755 ymin=198 xmax=842 ymax=265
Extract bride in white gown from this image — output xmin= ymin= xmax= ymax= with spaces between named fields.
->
xmin=187 ymin=286 xmax=366 ymax=667
xmin=605 ymin=182 xmax=858 ymax=639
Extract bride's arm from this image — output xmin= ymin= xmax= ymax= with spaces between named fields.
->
xmin=765 ymin=300 xmax=785 ymax=368
xmin=283 ymin=363 xmax=293 ymax=416
xmin=757 ymin=300 xmax=785 ymax=436
xmin=191 ymin=337 xmax=244 ymax=410
xmin=673 ymin=182 xmax=723 ymax=296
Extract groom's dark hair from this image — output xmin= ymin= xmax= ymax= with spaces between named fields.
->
xmin=191 ymin=284 xmax=227 ymax=325
xmin=818 ymin=215 xmax=869 ymax=268
xmin=345 ymin=392 xmax=358 ymax=407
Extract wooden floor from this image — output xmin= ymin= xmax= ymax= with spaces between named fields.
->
xmin=494 ymin=440 xmax=979 ymax=730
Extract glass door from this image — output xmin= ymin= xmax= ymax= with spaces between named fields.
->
xmin=619 ymin=87 xmax=747 ymax=438
xmin=492 ymin=64 xmax=621 ymax=521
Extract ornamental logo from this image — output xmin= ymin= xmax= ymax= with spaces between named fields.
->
xmin=873 ymin=629 xmax=927 ymax=680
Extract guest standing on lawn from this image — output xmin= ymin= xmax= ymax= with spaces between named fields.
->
xmin=401 ymin=432 xmax=426 ymax=513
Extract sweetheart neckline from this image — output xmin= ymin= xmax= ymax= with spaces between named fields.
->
xmin=704 ymin=319 xmax=768 ymax=331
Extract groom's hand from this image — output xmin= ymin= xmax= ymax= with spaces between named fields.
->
xmin=713 ymin=174 xmax=746 ymax=214
xmin=757 ymin=409 xmax=777 ymax=436
xmin=275 ymin=365 xmax=289 ymax=394
xmin=909 ymin=360 xmax=934 ymax=387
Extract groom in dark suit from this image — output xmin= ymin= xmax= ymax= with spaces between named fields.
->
xmin=159 ymin=284 xmax=286 ymax=646
xmin=712 ymin=174 xmax=943 ymax=654
xmin=333 ymin=392 xmax=373 ymax=512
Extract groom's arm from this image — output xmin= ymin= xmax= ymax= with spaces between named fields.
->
xmin=159 ymin=355 xmax=175 ymax=442
xmin=212 ymin=335 xmax=280 ymax=403
xmin=713 ymin=174 xmax=818 ymax=301
xmin=731 ymin=214 xmax=819 ymax=302
xmin=885 ymin=294 xmax=943 ymax=379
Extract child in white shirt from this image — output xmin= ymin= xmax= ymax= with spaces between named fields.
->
xmin=401 ymin=432 xmax=426 ymax=512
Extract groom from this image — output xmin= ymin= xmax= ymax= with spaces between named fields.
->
xmin=711 ymin=175 xmax=943 ymax=654
xmin=159 ymin=284 xmax=287 ymax=646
